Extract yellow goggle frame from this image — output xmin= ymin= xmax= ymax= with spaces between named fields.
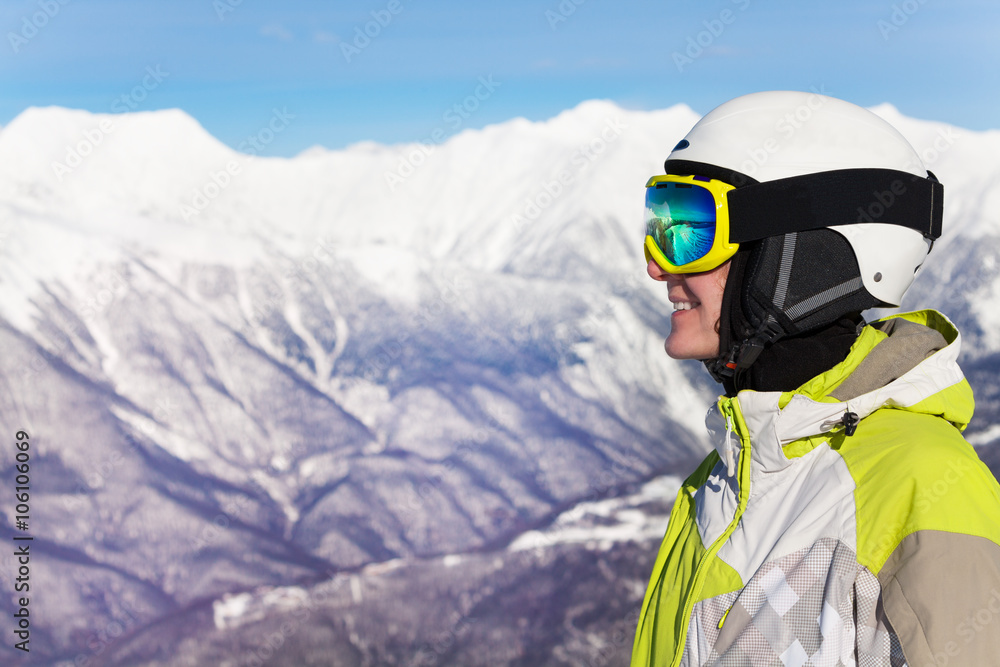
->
xmin=643 ymin=174 xmax=740 ymax=274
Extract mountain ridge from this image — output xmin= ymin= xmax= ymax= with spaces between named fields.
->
xmin=1 ymin=98 xmax=999 ymax=665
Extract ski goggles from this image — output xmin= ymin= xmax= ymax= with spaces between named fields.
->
xmin=644 ymin=174 xmax=739 ymax=274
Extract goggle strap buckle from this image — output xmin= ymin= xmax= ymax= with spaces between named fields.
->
xmin=705 ymin=349 xmax=738 ymax=383
xmin=734 ymin=319 xmax=785 ymax=372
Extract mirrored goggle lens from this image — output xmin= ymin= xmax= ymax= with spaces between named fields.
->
xmin=644 ymin=182 xmax=717 ymax=266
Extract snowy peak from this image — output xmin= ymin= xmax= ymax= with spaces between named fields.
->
xmin=0 ymin=105 xmax=231 ymax=165
xmin=0 ymin=100 xmax=997 ymax=257
xmin=0 ymin=106 xmax=237 ymax=211
xmin=2 ymin=98 xmax=1000 ymax=666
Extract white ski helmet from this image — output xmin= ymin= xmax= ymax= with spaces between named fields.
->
xmin=663 ymin=91 xmax=943 ymax=381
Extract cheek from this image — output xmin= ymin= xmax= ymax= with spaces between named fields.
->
xmin=704 ymin=295 xmax=725 ymax=330
xmin=698 ymin=309 xmax=722 ymax=349
xmin=708 ymin=271 xmax=729 ymax=322
xmin=695 ymin=271 xmax=727 ymax=345
xmin=693 ymin=274 xmax=728 ymax=321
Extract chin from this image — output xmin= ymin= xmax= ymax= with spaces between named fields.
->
xmin=664 ymin=345 xmax=713 ymax=361
xmin=664 ymin=336 xmax=719 ymax=361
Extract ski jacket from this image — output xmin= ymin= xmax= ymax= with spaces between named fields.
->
xmin=631 ymin=310 xmax=1000 ymax=666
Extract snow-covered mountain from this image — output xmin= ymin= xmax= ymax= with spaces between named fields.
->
xmin=0 ymin=100 xmax=997 ymax=666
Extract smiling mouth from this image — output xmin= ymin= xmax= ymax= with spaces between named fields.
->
xmin=672 ymin=301 xmax=700 ymax=311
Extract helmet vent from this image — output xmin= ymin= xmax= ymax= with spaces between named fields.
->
xmin=874 ymin=272 xmax=883 ymax=282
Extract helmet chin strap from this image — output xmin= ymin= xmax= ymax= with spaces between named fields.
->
xmin=705 ymin=320 xmax=785 ymax=389
xmin=702 ymin=245 xmax=787 ymax=394
xmin=704 ymin=247 xmax=757 ymax=388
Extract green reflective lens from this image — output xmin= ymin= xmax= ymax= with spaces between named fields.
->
xmin=644 ymin=183 xmax=717 ymax=266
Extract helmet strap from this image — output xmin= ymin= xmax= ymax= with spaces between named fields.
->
xmin=704 ymin=246 xmax=755 ymax=390
xmin=707 ymin=318 xmax=786 ymax=394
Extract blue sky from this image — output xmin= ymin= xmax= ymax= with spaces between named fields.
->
xmin=1 ymin=0 xmax=997 ymax=157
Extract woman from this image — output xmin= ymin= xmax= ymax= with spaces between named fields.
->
xmin=631 ymin=91 xmax=1000 ymax=666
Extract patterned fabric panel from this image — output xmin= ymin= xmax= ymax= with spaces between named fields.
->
xmin=680 ymin=539 xmax=907 ymax=666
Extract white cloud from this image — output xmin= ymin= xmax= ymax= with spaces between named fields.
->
xmin=313 ymin=30 xmax=340 ymax=44
xmin=260 ymin=23 xmax=293 ymax=41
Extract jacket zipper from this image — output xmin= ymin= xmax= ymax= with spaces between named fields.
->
xmin=669 ymin=397 xmax=753 ymax=667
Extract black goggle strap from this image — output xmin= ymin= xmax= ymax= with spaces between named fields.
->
xmin=727 ymin=168 xmax=943 ymax=243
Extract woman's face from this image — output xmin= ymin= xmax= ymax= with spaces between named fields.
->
xmin=646 ymin=258 xmax=730 ymax=360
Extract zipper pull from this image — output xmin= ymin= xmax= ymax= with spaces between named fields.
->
xmin=841 ymin=410 xmax=860 ymax=437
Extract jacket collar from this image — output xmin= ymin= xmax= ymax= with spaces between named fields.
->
xmin=707 ymin=310 xmax=972 ymax=474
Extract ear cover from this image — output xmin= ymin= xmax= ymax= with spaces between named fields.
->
xmin=709 ymin=229 xmax=881 ymax=393
xmin=742 ymin=229 xmax=881 ymax=336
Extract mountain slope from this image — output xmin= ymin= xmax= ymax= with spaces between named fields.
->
xmin=0 ymin=99 xmax=997 ymax=665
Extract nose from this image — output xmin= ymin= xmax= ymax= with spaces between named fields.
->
xmin=647 ymin=258 xmax=678 ymax=282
